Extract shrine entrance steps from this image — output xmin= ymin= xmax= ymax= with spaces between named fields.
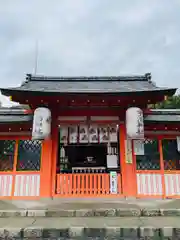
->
xmin=0 ymin=204 xmax=179 ymax=238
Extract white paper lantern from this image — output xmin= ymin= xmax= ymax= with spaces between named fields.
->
xmin=126 ymin=107 xmax=144 ymax=139
xmin=32 ymin=107 xmax=51 ymax=140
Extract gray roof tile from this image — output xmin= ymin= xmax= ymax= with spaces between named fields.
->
xmin=144 ymin=114 xmax=180 ymax=122
xmin=0 ymin=108 xmax=32 ymax=123
xmin=0 ymin=115 xmax=32 ymax=123
xmin=0 ymin=73 xmax=177 ymax=95
xmin=13 ymin=80 xmax=160 ymax=93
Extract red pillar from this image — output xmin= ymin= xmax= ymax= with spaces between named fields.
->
xmin=120 ymin=124 xmax=137 ymax=197
xmin=51 ymin=121 xmax=58 ymax=197
xmin=40 ymin=112 xmax=58 ymax=197
xmin=40 ymin=139 xmax=53 ymax=197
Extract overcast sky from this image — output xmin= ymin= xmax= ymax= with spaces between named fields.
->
xmin=0 ymin=0 xmax=180 ymax=106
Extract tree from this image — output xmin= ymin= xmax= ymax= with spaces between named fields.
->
xmin=149 ymin=95 xmax=180 ymax=109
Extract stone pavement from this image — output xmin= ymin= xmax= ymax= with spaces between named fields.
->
xmin=2 ymin=197 xmax=180 ymax=210
xmin=0 ymin=198 xmax=180 ymax=238
xmin=1 ymin=207 xmax=180 ymax=217
xmin=0 ymin=198 xmax=180 ymax=218
xmin=0 ymin=217 xmax=179 ymax=239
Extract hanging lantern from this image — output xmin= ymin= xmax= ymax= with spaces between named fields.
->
xmin=126 ymin=107 xmax=144 ymax=139
xmin=32 ymin=107 xmax=51 ymax=140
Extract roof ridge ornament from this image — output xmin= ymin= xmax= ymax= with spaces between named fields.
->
xmin=145 ymin=73 xmax=152 ymax=82
xmin=26 ymin=74 xmax=32 ymax=82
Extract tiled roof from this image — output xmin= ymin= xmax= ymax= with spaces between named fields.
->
xmin=0 ymin=108 xmax=32 ymax=123
xmin=0 ymin=115 xmax=32 ymax=123
xmin=0 ymin=108 xmax=27 ymax=115
xmin=144 ymin=109 xmax=180 ymax=122
xmin=0 ymin=73 xmax=177 ymax=95
xmin=144 ymin=114 xmax=180 ymax=122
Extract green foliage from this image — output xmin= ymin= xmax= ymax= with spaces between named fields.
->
xmin=149 ymin=95 xmax=180 ymax=109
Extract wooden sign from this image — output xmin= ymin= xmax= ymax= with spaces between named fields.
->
xmin=79 ymin=125 xmax=89 ymax=143
xmin=69 ymin=126 xmax=78 ymax=143
xmin=59 ymin=126 xmax=68 ymax=143
xmin=133 ymin=140 xmax=144 ymax=155
xmin=109 ymin=125 xmax=118 ymax=142
xmin=107 ymin=155 xmax=118 ymax=168
xmin=99 ymin=126 xmax=109 ymax=143
xmin=125 ymin=139 xmax=133 ymax=164
xmin=89 ymin=125 xmax=98 ymax=143
xmin=110 ymin=171 xmax=118 ymax=194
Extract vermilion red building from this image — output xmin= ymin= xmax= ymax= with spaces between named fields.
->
xmin=0 ymin=73 xmax=179 ymax=199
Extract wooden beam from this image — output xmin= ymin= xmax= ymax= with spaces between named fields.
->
xmin=12 ymin=93 xmax=164 ymax=107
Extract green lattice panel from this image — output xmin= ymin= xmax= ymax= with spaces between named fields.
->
xmin=16 ymin=140 xmax=42 ymax=171
xmin=0 ymin=140 xmax=16 ymax=171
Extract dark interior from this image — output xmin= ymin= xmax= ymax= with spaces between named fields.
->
xmin=65 ymin=144 xmax=107 ymax=168
xmin=57 ymin=128 xmax=120 ymax=173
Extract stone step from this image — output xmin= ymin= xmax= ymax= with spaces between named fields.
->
xmin=0 ymin=208 xmax=180 ymax=217
xmin=0 ymin=217 xmax=179 ymax=239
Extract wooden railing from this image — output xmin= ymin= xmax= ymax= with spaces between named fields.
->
xmin=56 ymin=173 xmax=122 ymax=197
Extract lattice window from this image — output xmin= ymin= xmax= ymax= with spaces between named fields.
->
xmin=136 ymin=138 xmax=160 ymax=170
xmin=162 ymin=139 xmax=180 ymax=170
xmin=0 ymin=140 xmax=15 ymax=171
xmin=16 ymin=140 xmax=42 ymax=171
